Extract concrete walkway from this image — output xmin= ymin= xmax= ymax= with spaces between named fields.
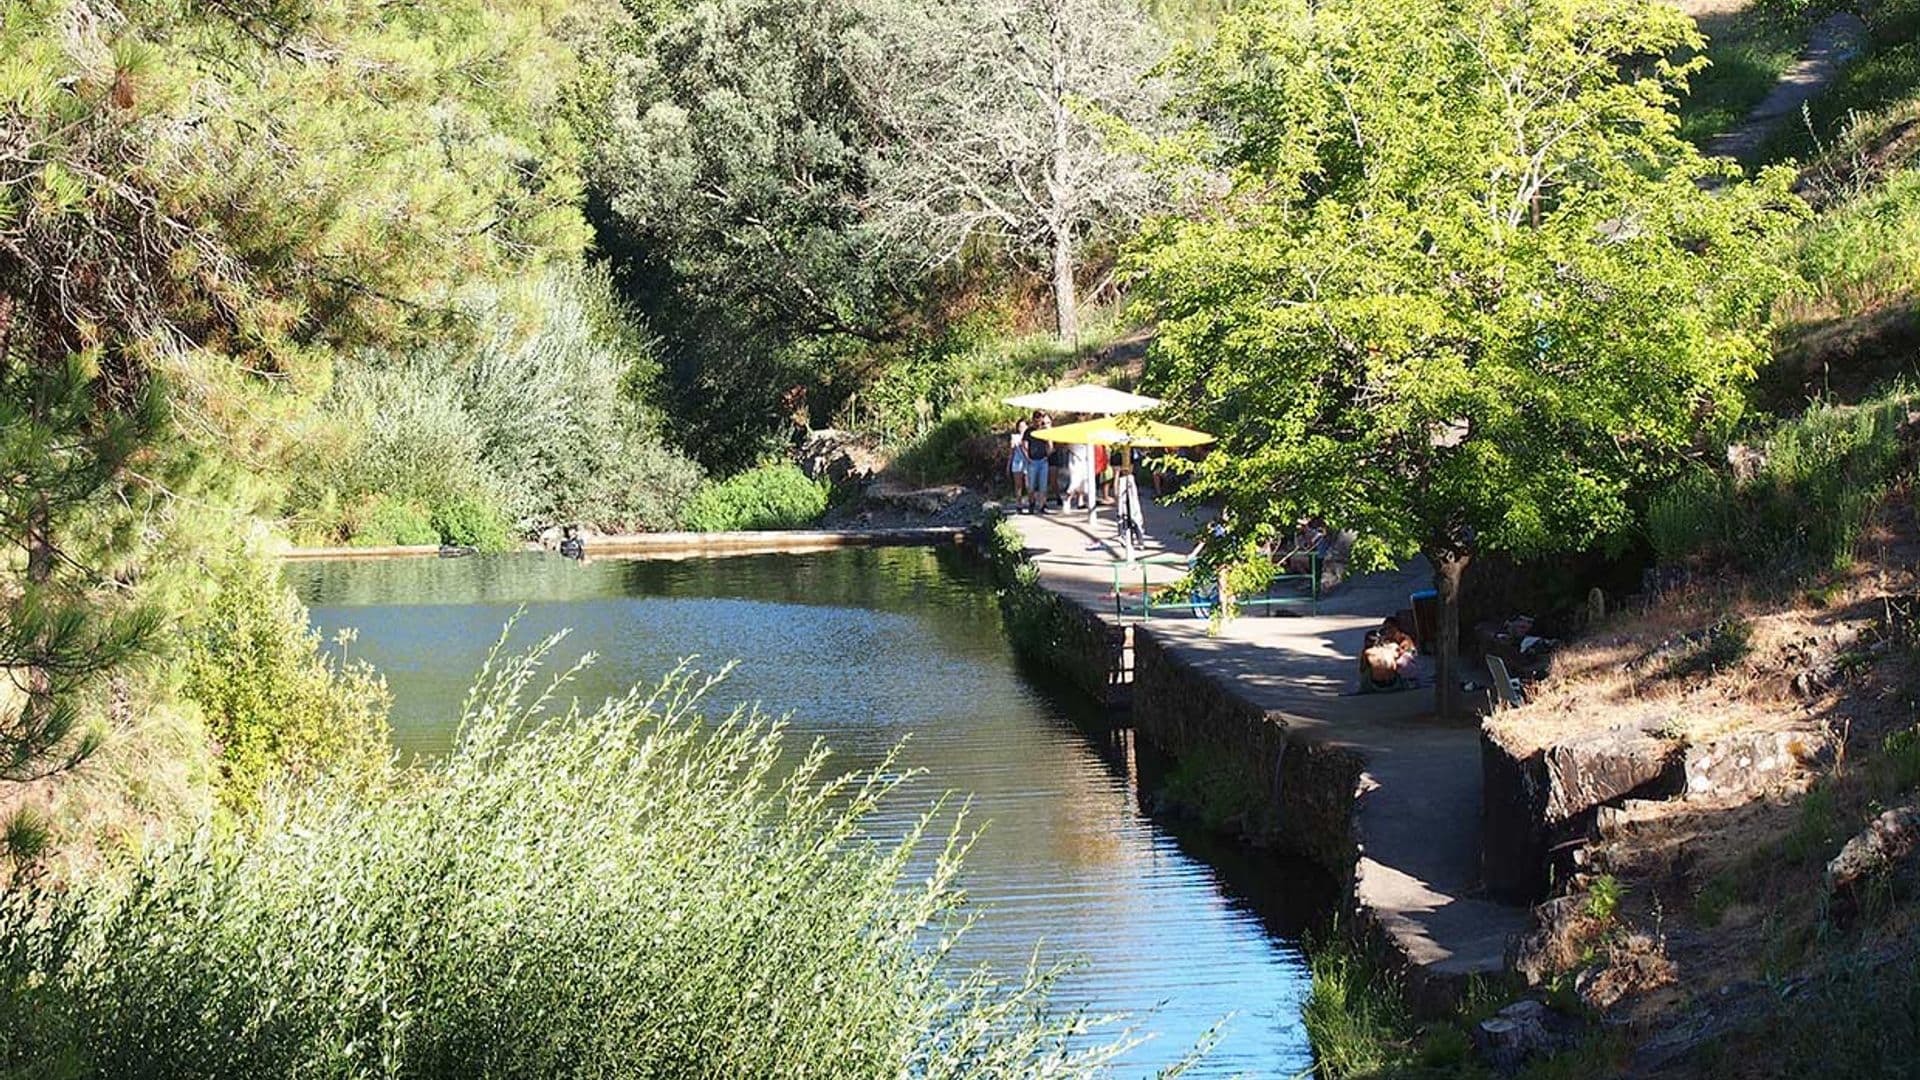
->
xmin=1007 ymin=495 xmax=1528 ymax=980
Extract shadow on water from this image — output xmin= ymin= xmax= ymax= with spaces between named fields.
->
xmin=1019 ymin=659 xmax=1341 ymax=946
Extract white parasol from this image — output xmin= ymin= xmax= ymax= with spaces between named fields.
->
xmin=1002 ymin=385 xmax=1161 ymax=415
xmin=1005 ymin=384 xmax=1163 ymax=525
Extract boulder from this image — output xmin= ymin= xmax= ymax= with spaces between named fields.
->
xmin=1472 ymin=999 xmax=1584 ymax=1074
xmin=1543 ymin=726 xmax=1680 ymax=822
xmin=1483 ymin=721 xmax=1682 ymax=902
xmin=1684 ymin=725 xmax=1836 ymax=800
xmin=1826 ymin=802 xmax=1920 ymax=904
xmin=796 ymin=429 xmax=887 ymax=488
xmin=1630 ymin=979 xmax=1787 ymax=1075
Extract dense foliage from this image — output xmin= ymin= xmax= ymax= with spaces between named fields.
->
xmin=1129 ymin=0 xmax=1804 ymax=712
xmin=594 ymin=0 xmax=1172 ymax=468
xmin=0 ymin=643 xmax=1122 ymax=1078
xmin=682 ymin=463 xmax=831 ymax=532
xmin=180 ymin=552 xmax=390 ymax=810
xmin=289 ymin=268 xmax=703 ymax=543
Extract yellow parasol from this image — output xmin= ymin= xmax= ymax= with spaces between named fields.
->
xmin=1031 ymin=416 xmax=1215 ymax=448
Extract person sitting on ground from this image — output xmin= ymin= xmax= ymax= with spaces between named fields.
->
xmin=1380 ymin=615 xmax=1417 ymax=656
xmin=1360 ymin=629 xmax=1412 ymax=690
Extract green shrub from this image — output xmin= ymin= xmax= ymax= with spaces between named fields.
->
xmin=891 ymin=399 xmax=1022 ymax=485
xmin=430 ymin=494 xmax=513 ymax=551
xmin=0 ymin=641 xmax=1122 ymax=1078
xmin=346 ymin=495 xmax=438 ymax=547
xmin=299 ymin=266 xmax=705 ymax=538
xmin=1648 ymin=390 xmax=1915 ymax=570
xmin=682 ymin=462 xmax=828 ymax=532
xmin=179 ymin=551 xmax=390 ymax=810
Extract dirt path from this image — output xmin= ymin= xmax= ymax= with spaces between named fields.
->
xmin=1707 ymin=10 xmax=1868 ymax=162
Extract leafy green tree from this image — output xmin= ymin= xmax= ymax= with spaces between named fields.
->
xmin=596 ymin=0 xmax=919 ymax=469
xmin=1129 ymin=0 xmax=1803 ymax=715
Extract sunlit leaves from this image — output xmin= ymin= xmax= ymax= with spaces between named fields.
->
xmin=1130 ymin=0 xmax=1805 ymax=568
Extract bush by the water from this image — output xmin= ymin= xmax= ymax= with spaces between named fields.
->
xmin=429 ymin=495 xmax=513 ymax=552
xmin=180 ymin=551 xmax=390 ymax=810
xmin=0 ymin=639 xmax=1123 ymax=1077
xmin=683 ymin=463 xmax=829 ymax=532
xmin=345 ymin=495 xmax=438 ymax=547
xmin=292 ymin=266 xmax=704 ymax=541
xmin=1648 ymin=390 xmax=1917 ymax=571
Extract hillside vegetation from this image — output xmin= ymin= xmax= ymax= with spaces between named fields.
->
xmin=8 ymin=0 xmax=1920 ymax=1073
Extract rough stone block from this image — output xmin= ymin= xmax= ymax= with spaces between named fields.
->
xmin=1541 ymin=726 xmax=1679 ymax=822
xmin=1482 ymin=722 xmax=1681 ymax=902
xmin=1684 ymin=725 xmax=1836 ymax=800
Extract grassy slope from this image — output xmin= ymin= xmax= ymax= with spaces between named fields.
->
xmin=1755 ymin=0 xmax=1920 ymax=166
xmin=1299 ymin=15 xmax=1920 ymax=1065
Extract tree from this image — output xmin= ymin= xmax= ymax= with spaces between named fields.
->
xmin=595 ymin=0 xmax=925 ymax=469
xmin=0 ymin=354 xmax=163 ymax=795
xmin=859 ymin=0 xmax=1170 ymax=344
xmin=0 ymin=0 xmax=592 ymax=820
xmin=1129 ymin=0 xmax=1803 ymax=716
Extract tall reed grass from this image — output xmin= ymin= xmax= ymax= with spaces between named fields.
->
xmin=0 ymin=635 xmax=1127 ymax=1078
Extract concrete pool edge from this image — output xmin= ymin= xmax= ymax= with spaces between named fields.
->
xmin=282 ymin=526 xmax=970 ymax=561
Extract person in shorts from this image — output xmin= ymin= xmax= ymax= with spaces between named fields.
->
xmin=1023 ymin=415 xmax=1052 ymax=513
xmin=1009 ymin=418 xmax=1030 ymax=505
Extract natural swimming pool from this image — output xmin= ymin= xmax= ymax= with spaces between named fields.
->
xmin=291 ymin=545 xmax=1331 ymax=1076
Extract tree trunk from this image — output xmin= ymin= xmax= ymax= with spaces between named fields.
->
xmin=1051 ymin=228 xmax=1078 ymax=346
xmin=1046 ymin=0 xmax=1077 ymax=348
xmin=1431 ymin=550 xmax=1471 ymax=720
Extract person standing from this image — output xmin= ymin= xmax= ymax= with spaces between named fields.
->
xmin=1113 ymin=463 xmax=1145 ymax=561
xmin=1067 ymin=441 xmax=1095 ymax=517
xmin=1024 ymin=415 xmax=1052 ymax=514
xmin=1046 ymin=435 xmax=1070 ymax=508
xmin=1009 ymin=418 xmax=1030 ymax=506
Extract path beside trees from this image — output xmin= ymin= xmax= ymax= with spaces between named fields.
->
xmin=1007 ymin=500 xmax=1529 ymax=984
xmin=1706 ymin=9 xmax=1868 ymax=162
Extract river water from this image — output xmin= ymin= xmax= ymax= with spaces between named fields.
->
xmin=291 ymin=546 xmax=1329 ymax=1077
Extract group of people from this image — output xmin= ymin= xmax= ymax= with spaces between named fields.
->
xmin=1007 ymin=415 xmax=1149 ymax=556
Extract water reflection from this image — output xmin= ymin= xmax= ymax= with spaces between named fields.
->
xmin=291 ymin=548 xmax=1329 ymax=1077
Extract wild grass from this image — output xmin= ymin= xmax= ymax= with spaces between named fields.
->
xmin=1646 ymin=388 xmax=1916 ymax=571
xmin=1779 ymin=169 xmax=1920 ymax=326
xmin=0 ymin=635 xmax=1129 ymax=1078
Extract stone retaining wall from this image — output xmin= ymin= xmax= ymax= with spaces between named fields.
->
xmin=1131 ymin=630 xmax=1367 ymax=884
